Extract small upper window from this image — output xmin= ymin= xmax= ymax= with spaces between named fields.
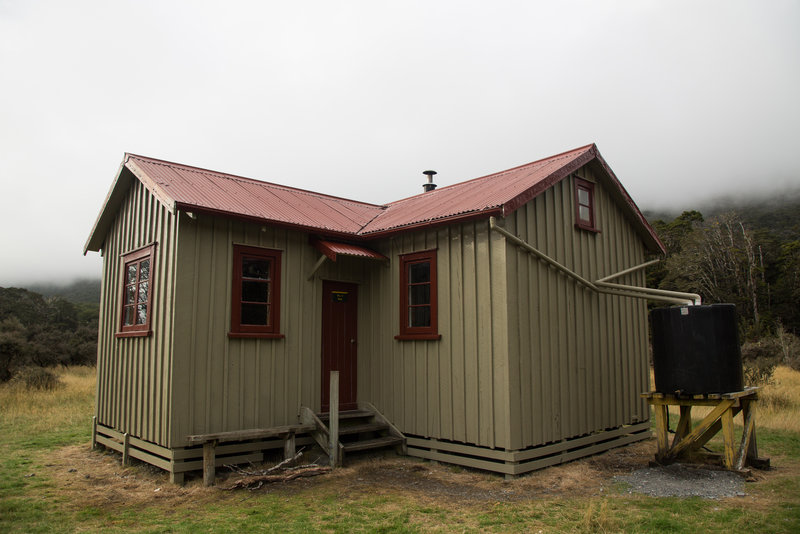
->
xmin=396 ymin=249 xmax=440 ymax=340
xmin=230 ymin=245 xmax=283 ymax=338
xmin=574 ymin=177 xmax=598 ymax=231
xmin=118 ymin=244 xmax=156 ymax=337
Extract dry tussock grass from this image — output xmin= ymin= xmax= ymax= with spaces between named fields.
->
xmin=656 ymin=365 xmax=800 ymax=433
xmin=758 ymin=365 xmax=800 ymax=432
xmin=0 ymin=366 xmax=95 ymax=433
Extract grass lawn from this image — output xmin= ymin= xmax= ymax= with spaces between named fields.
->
xmin=1 ymin=366 xmax=799 ymax=533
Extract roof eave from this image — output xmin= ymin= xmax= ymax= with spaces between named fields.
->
xmin=502 ymin=145 xmax=598 ymax=217
xmin=174 ymin=202 xmax=367 ymax=241
xmin=359 ymin=207 xmax=505 ymax=240
xmin=589 ymin=152 xmax=666 ymax=255
xmin=83 ymin=160 xmax=131 ymax=254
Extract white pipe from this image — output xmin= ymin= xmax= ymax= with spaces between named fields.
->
xmin=595 ymin=281 xmax=701 ymax=305
xmin=489 ymin=216 xmax=700 ymax=305
xmin=597 ymin=259 xmax=661 ymax=282
xmin=489 ymin=217 xmax=597 ymax=290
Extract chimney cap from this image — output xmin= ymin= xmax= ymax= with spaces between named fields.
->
xmin=422 ymin=170 xmax=438 ymax=193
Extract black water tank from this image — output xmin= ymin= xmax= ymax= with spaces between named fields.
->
xmin=651 ymin=304 xmax=743 ymax=395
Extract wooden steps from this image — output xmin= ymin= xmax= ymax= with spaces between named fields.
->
xmin=317 ymin=410 xmax=373 ymax=422
xmin=342 ymin=436 xmax=404 ymax=453
xmin=310 ymin=407 xmax=406 ymax=464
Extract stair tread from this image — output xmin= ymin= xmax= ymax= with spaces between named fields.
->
xmin=318 ymin=410 xmax=373 ymax=421
xmin=342 ymin=436 xmax=404 ymax=452
xmin=338 ymin=422 xmax=389 ymax=435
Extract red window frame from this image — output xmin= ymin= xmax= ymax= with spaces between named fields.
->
xmin=574 ymin=177 xmax=598 ymax=232
xmin=117 ymin=243 xmax=156 ymax=338
xmin=395 ymin=249 xmax=441 ymax=341
xmin=229 ymin=244 xmax=284 ymax=339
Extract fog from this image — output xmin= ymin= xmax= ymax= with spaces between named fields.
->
xmin=1 ymin=1 xmax=798 ymax=285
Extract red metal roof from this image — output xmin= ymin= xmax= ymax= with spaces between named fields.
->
xmin=125 ymin=155 xmax=384 ymax=236
xmin=360 ymin=145 xmax=596 ymax=236
xmin=313 ymin=240 xmax=387 ymax=262
xmin=85 ymin=144 xmax=665 ymax=254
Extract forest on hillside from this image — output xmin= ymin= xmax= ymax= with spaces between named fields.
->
xmin=0 ymin=286 xmax=98 ymax=382
xmin=645 ymin=192 xmax=800 ymax=337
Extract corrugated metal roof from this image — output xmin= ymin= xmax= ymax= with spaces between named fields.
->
xmin=126 ymin=155 xmax=384 ymax=236
xmin=360 ymin=145 xmax=595 ymax=235
xmin=85 ymin=144 xmax=665 ymax=254
xmin=313 ymin=240 xmax=387 ymax=262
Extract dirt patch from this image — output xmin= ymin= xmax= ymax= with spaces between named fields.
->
xmin=42 ymin=438 xmax=786 ymax=511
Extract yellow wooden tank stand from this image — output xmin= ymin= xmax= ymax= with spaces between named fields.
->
xmin=641 ymin=387 xmax=768 ymax=471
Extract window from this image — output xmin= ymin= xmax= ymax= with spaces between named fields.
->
xmin=396 ymin=249 xmax=440 ymax=340
xmin=574 ymin=177 xmax=598 ymax=232
xmin=117 ymin=244 xmax=156 ymax=337
xmin=230 ymin=245 xmax=283 ymax=338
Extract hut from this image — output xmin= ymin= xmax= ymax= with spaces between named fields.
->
xmin=84 ymin=144 xmax=667 ymax=482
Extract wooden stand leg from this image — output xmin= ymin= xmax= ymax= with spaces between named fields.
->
xmin=720 ymin=409 xmax=735 ymax=470
xmin=736 ymin=400 xmax=757 ymax=470
xmin=654 ymin=404 xmax=669 ymax=460
xmin=203 ymin=440 xmax=217 ymax=487
xmin=170 ymin=471 xmax=185 ymax=485
xmin=672 ymin=406 xmax=692 ymax=447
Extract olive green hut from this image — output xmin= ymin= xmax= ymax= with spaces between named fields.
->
xmin=84 ymin=144 xmax=667 ymax=481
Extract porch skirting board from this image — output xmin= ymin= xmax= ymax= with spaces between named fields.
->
xmin=93 ymin=422 xmax=315 ymax=484
xmin=405 ymin=422 xmax=652 ymax=476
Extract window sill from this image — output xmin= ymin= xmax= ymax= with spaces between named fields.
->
xmin=228 ymin=332 xmax=285 ymax=339
xmin=115 ymin=330 xmax=152 ymax=338
xmin=394 ymin=333 xmax=442 ymax=341
xmin=574 ymin=224 xmax=601 ymax=234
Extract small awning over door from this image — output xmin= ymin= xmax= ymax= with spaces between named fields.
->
xmin=312 ymin=240 xmax=387 ymax=262
xmin=307 ymin=239 xmax=387 ymax=280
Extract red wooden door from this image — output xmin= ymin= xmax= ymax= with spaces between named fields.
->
xmin=321 ymin=281 xmax=358 ymax=412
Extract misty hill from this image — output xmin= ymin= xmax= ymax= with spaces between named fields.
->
xmin=643 ymin=188 xmax=800 ymax=240
xmin=26 ymin=279 xmax=101 ymax=304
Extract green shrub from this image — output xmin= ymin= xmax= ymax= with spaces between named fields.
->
xmin=10 ymin=367 xmax=63 ymax=391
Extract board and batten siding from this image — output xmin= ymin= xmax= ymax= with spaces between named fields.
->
xmin=169 ymin=214 xmax=370 ymax=448
xmin=360 ymin=220 xmax=513 ymax=450
xmin=503 ymin=166 xmax=651 ymax=451
xmin=95 ymin=175 xmax=178 ymax=448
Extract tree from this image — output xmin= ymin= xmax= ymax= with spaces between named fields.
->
xmin=661 ymin=212 xmax=768 ymax=336
xmin=0 ymin=316 xmax=27 ymax=381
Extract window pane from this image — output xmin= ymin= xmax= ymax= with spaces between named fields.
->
xmin=242 ymin=280 xmax=269 ymax=303
xmin=125 ymin=284 xmax=136 ymax=305
xmin=138 ymin=281 xmax=149 ymax=303
xmin=409 ymin=262 xmax=430 ymax=284
xmin=242 ymin=258 xmax=270 ymax=280
xmin=578 ymin=188 xmax=590 ymax=205
xmin=241 ymin=303 xmax=269 ymax=325
xmin=579 ymin=205 xmax=591 ymax=222
xmin=409 ymin=306 xmax=431 ymax=327
xmin=139 ymin=259 xmax=150 ymax=281
xmin=136 ymin=304 xmax=147 ymax=325
xmin=126 ymin=264 xmax=137 ymax=285
xmin=123 ymin=305 xmax=135 ymax=326
xmin=409 ymin=284 xmax=430 ymax=305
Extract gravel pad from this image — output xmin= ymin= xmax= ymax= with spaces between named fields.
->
xmin=615 ymin=464 xmax=746 ymax=499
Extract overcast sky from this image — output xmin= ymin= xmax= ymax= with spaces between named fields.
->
xmin=1 ymin=0 xmax=798 ymax=286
